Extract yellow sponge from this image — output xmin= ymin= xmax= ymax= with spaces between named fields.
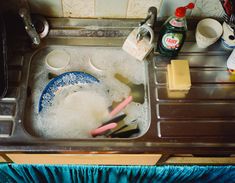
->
xmin=167 ymin=64 xmax=174 ymax=90
xmin=167 ymin=60 xmax=191 ymax=91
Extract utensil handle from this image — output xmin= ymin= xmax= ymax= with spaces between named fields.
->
xmin=109 ymin=96 xmax=133 ymax=117
xmin=90 ymin=123 xmax=117 ymax=137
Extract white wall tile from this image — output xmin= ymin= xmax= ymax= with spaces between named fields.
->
xmin=28 ymin=0 xmax=223 ymax=18
xmin=127 ymin=0 xmax=162 ymax=18
xmin=191 ymin=0 xmax=224 ymax=17
xmin=95 ymin=0 xmax=128 ymax=18
xmin=29 ymin=0 xmax=63 ymax=17
xmin=62 ymin=0 xmax=95 ymax=17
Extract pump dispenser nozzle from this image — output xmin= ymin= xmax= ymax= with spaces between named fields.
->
xmin=175 ymin=3 xmax=195 ymax=18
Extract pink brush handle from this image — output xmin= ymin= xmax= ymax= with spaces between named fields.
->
xmin=109 ymin=96 xmax=133 ymax=117
xmin=91 ymin=123 xmax=117 ymax=137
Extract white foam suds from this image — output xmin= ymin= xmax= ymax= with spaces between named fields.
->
xmin=29 ymin=47 xmax=149 ymax=138
xmin=35 ymin=86 xmax=110 ymax=138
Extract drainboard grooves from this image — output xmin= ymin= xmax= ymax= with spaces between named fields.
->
xmin=153 ymin=52 xmax=235 ymax=138
xmin=158 ymin=120 xmax=235 ymax=137
xmin=157 ymin=103 xmax=235 ymax=119
xmin=0 ymin=102 xmax=16 ymax=116
xmin=8 ymin=55 xmax=24 ymax=67
xmin=154 ymin=55 xmax=229 ymax=68
xmin=3 ymin=87 xmax=19 ymax=99
xmin=155 ymin=85 xmax=235 ymax=101
xmin=0 ymin=54 xmax=24 ymax=136
xmin=155 ymin=70 xmax=233 ymax=84
xmin=0 ymin=120 xmax=13 ymax=137
xmin=8 ymin=70 xmax=22 ymax=83
xmin=180 ymin=42 xmax=228 ymax=55
xmin=156 ymin=102 xmax=235 ymax=138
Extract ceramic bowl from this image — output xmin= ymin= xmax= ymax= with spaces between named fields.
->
xmin=45 ymin=49 xmax=71 ymax=76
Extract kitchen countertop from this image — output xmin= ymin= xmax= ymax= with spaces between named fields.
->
xmin=1 ymin=17 xmax=235 ymax=155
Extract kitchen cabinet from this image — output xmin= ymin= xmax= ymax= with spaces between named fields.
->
xmin=6 ymin=154 xmax=162 ymax=165
xmin=0 ymin=154 xmax=10 ymax=163
xmin=3 ymin=154 xmax=235 ymax=165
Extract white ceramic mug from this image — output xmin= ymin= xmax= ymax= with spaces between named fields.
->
xmin=45 ymin=49 xmax=71 ymax=76
xmin=195 ymin=18 xmax=223 ymax=48
xmin=122 ymin=24 xmax=154 ymax=61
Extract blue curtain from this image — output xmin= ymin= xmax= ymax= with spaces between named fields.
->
xmin=0 ymin=164 xmax=235 ymax=183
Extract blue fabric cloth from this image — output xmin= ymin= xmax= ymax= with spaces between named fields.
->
xmin=0 ymin=164 xmax=234 ymax=183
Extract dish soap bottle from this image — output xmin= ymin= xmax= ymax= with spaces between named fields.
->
xmin=157 ymin=3 xmax=194 ymax=57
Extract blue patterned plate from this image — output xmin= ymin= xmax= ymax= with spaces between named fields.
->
xmin=38 ymin=71 xmax=99 ymax=112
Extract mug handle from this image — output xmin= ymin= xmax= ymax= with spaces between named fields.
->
xmin=138 ymin=24 xmax=154 ymax=44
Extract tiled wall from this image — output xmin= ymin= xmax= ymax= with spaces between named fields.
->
xmin=159 ymin=0 xmax=223 ymax=17
xmin=29 ymin=0 xmax=162 ymax=18
xmin=27 ymin=0 xmax=223 ymax=18
xmin=191 ymin=0 xmax=224 ymax=17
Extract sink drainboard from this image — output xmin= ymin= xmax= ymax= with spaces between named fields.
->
xmin=0 ymin=55 xmax=24 ymax=137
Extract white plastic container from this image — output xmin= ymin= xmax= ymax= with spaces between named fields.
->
xmin=227 ymin=49 xmax=235 ymax=73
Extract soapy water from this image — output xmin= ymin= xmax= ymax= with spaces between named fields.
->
xmin=37 ymin=84 xmax=111 ymax=138
xmin=28 ymin=47 xmax=149 ymax=138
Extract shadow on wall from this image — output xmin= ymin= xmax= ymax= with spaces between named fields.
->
xmin=28 ymin=0 xmax=63 ymax=17
xmin=0 ymin=0 xmax=59 ymax=18
xmin=159 ymin=0 xmax=196 ymax=17
xmin=29 ymin=3 xmax=58 ymax=17
xmin=0 ymin=0 xmax=224 ymax=19
xmin=159 ymin=0 xmax=223 ymax=18
xmin=0 ymin=0 xmax=21 ymax=13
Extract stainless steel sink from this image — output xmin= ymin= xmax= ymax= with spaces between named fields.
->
xmin=23 ymin=44 xmax=151 ymax=139
xmin=2 ymin=17 xmax=235 ymax=154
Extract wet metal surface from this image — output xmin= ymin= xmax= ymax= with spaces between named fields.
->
xmin=0 ymin=18 xmax=235 ymax=154
xmin=153 ymin=33 xmax=235 ymax=140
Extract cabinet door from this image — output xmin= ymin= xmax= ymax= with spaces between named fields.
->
xmin=6 ymin=154 xmax=162 ymax=165
xmin=0 ymin=154 xmax=10 ymax=163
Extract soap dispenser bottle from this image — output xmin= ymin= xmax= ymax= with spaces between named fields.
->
xmin=157 ymin=3 xmax=194 ymax=57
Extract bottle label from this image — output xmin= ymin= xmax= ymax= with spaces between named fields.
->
xmin=162 ymin=33 xmax=183 ymax=50
xmin=169 ymin=19 xmax=184 ymax=27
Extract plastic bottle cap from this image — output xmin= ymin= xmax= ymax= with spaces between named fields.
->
xmin=175 ymin=3 xmax=195 ymax=18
